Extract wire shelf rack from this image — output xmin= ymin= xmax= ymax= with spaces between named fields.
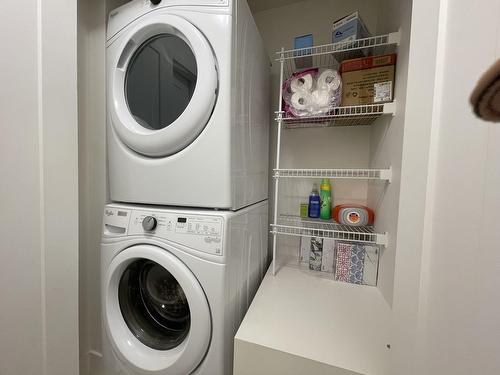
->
xmin=270 ymin=215 xmax=388 ymax=246
xmin=277 ymin=32 xmax=400 ymax=79
xmin=280 ymin=102 xmax=395 ymax=128
xmin=273 ymin=167 xmax=392 ymax=181
xmin=270 ymin=31 xmax=400 ymax=275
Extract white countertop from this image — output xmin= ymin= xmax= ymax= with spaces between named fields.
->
xmin=235 ymin=265 xmax=392 ymax=375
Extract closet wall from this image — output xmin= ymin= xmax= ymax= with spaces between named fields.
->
xmin=253 ymin=0 xmax=378 ymax=270
xmin=77 ymin=1 xmax=410 ymax=372
xmin=78 ymin=0 xmax=128 ymax=373
xmin=0 ymin=0 xmax=79 ymax=374
xmin=254 ymin=0 xmax=412 ymax=305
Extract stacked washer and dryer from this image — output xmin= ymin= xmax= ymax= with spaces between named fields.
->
xmin=100 ymin=0 xmax=269 ymax=374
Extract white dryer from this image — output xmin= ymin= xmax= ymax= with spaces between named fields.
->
xmin=100 ymin=201 xmax=268 ymax=375
xmin=106 ymin=0 xmax=269 ymax=210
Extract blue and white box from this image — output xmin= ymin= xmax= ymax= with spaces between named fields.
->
xmin=332 ymin=11 xmax=370 ymax=44
xmin=294 ymin=34 xmax=313 ymax=69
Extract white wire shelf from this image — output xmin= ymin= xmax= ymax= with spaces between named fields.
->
xmin=280 ymin=102 xmax=395 ymax=128
xmin=277 ymin=31 xmax=400 ymax=79
xmin=270 ymin=215 xmax=388 ymax=246
xmin=273 ymin=167 xmax=392 ymax=182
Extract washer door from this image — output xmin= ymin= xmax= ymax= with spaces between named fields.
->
xmin=109 ymin=13 xmax=218 ymax=157
xmin=105 ymin=245 xmax=211 ymax=374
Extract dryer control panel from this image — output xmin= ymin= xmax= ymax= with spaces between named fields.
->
xmin=103 ymin=207 xmax=224 ymax=256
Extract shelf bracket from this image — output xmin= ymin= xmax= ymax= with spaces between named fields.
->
xmin=388 ymin=30 xmax=401 ymax=46
xmin=379 ymin=167 xmax=392 ymax=183
xmin=383 ymin=101 xmax=397 ymax=116
xmin=377 ymin=232 xmax=389 ymax=247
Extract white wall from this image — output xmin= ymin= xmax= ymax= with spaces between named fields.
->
xmin=78 ymin=0 xmax=108 ymax=374
xmin=78 ymin=1 xmax=129 ymax=374
xmin=368 ymin=0 xmax=412 ymax=306
xmin=0 ymin=0 xmax=79 ymax=374
xmin=413 ymin=0 xmax=500 ymax=373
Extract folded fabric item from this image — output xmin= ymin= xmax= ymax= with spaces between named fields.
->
xmin=349 ymin=243 xmax=366 ymax=284
xmin=335 ymin=242 xmax=352 ymax=282
xmin=470 ymin=58 xmax=500 ymax=122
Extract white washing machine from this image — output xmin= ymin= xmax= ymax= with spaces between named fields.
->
xmin=106 ymin=0 xmax=269 ymax=210
xmin=101 ymin=201 xmax=268 ymax=375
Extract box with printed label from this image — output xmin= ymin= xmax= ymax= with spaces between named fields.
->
xmin=340 ymin=54 xmax=397 ymax=106
xmin=332 ymin=11 xmax=370 ymax=44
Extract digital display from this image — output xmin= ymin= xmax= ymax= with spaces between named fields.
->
xmin=177 ymin=217 xmax=187 ymax=223
xmin=118 ymin=211 xmax=128 ymax=217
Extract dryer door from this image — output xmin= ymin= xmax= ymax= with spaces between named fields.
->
xmin=108 ymin=13 xmax=218 ymax=157
xmin=104 ymin=245 xmax=211 ymax=375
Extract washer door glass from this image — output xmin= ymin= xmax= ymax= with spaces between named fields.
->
xmin=118 ymin=259 xmax=190 ymax=350
xmin=125 ymin=34 xmax=197 ymax=131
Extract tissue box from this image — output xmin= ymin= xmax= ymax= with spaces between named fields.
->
xmin=340 ymin=54 xmax=396 ymax=106
xmin=294 ymin=34 xmax=313 ymax=69
xmin=332 ymin=11 xmax=370 ymax=44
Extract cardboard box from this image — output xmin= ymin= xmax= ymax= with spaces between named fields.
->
xmin=340 ymin=54 xmax=397 ymax=106
xmin=332 ymin=11 xmax=370 ymax=44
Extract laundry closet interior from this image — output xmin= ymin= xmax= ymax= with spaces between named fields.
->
xmin=78 ymin=0 xmax=420 ymax=374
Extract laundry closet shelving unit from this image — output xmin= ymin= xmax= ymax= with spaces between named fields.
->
xmin=271 ymin=32 xmax=401 ymax=276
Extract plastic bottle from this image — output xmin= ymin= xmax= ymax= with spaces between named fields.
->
xmin=308 ymin=183 xmax=320 ymax=218
xmin=320 ymin=178 xmax=332 ymax=220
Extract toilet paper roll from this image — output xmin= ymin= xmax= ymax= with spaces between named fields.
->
xmin=317 ymin=69 xmax=341 ymax=91
xmin=290 ymin=74 xmax=314 ymax=93
xmin=291 ymin=91 xmax=312 ymax=110
xmin=311 ymin=90 xmax=331 ymax=108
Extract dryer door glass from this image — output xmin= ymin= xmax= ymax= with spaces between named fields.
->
xmin=118 ymin=259 xmax=191 ymax=350
xmin=125 ymin=34 xmax=197 ymax=131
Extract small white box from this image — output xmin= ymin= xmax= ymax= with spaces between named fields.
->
xmin=299 ymin=236 xmax=310 ymax=264
xmin=362 ymin=245 xmax=379 ymax=286
xmin=321 ymin=239 xmax=335 ymax=273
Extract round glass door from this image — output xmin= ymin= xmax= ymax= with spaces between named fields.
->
xmin=107 ymin=13 xmax=218 ymax=157
xmin=105 ymin=245 xmax=211 ymax=374
xmin=125 ymin=34 xmax=197 ymax=131
xmin=118 ymin=259 xmax=191 ymax=350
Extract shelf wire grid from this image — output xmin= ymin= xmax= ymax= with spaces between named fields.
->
xmin=277 ymin=33 xmax=400 ymax=79
xmin=270 ymin=215 xmax=387 ymax=246
xmin=270 ymin=215 xmax=387 ymax=245
xmin=281 ymin=103 xmax=393 ymax=128
xmin=273 ymin=168 xmax=391 ymax=181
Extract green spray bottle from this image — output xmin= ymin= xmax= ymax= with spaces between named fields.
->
xmin=320 ymin=178 xmax=332 ymax=220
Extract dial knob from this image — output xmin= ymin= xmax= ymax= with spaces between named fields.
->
xmin=150 ymin=0 xmax=161 ymax=5
xmin=142 ymin=216 xmax=157 ymax=231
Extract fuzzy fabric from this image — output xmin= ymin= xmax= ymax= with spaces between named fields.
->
xmin=470 ymin=59 xmax=500 ymax=122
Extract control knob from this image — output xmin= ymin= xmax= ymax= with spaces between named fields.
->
xmin=142 ymin=216 xmax=157 ymax=231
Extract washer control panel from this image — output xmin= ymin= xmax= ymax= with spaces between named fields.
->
xmin=103 ymin=208 xmax=224 ymax=256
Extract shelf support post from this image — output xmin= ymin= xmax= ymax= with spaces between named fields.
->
xmin=272 ymin=48 xmax=285 ymax=276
